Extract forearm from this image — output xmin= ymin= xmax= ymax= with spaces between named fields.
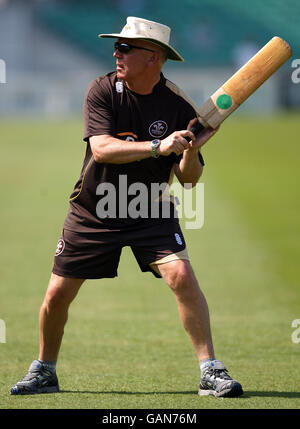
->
xmin=176 ymin=148 xmax=203 ymax=187
xmin=90 ymin=135 xmax=152 ymax=164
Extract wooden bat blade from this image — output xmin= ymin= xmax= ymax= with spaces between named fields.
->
xmin=224 ymin=36 xmax=292 ymax=104
xmin=196 ymin=36 xmax=293 ymax=129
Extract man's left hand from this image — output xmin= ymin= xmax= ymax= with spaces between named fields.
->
xmin=187 ymin=118 xmax=220 ymax=150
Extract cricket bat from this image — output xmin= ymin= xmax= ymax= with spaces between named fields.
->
xmin=190 ymin=36 xmax=292 ymax=136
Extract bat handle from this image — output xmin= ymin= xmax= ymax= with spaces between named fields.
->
xmin=187 ymin=120 xmax=206 ymax=141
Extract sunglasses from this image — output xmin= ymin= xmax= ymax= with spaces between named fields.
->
xmin=114 ymin=42 xmax=155 ymax=54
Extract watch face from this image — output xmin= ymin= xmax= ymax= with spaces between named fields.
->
xmin=151 ymin=139 xmax=160 ymax=158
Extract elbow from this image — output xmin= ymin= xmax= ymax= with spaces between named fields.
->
xmin=176 ymin=163 xmax=203 ymax=188
xmin=186 ymin=180 xmax=199 ymax=188
xmin=178 ymin=178 xmax=198 ymax=188
xmin=93 ymin=151 xmax=121 ymax=164
xmin=90 ymin=135 xmax=113 ymax=164
xmin=93 ymin=150 xmax=107 ymax=163
xmin=190 ymin=167 xmax=203 ymax=187
xmin=190 ymin=180 xmax=199 ymax=188
xmin=91 ymin=145 xmax=113 ymax=163
xmin=180 ymin=171 xmax=203 ymax=188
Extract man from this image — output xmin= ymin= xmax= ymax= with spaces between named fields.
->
xmin=11 ymin=17 xmax=243 ymax=398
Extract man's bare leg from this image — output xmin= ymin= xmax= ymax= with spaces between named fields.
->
xmin=151 ymin=259 xmax=215 ymax=362
xmin=11 ymin=273 xmax=84 ymax=394
xmin=39 ymin=273 xmax=85 ymax=362
xmin=151 ymin=259 xmax=243 ymax=397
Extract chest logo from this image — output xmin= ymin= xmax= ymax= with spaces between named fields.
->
xmin=149 ymin=120 xmax=168 ymax=138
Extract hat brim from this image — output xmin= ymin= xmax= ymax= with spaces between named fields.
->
xmin=98 ymin=33 xmax=184 ymax=62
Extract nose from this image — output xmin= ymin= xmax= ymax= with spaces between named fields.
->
xmin=113 ymin=49 xmax=122 ymax=58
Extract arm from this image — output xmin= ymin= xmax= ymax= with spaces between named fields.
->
xmin=90 ymin=119 xmax=218 ymax=169
xmin=174 ymin=147 xmax=203 ymax=188
xmin=174 ymin=119 xmax=219 ymax=187
xmin=90 ymin=135 xmax=152 ymax=164
xmin=89 ymin=128 xmax=196 ymax=164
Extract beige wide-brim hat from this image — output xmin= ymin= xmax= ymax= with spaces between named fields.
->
xmin=98 ymin=16 xmax=184 ymax=62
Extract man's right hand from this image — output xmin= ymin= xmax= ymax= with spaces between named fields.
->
xmin=158 ymin=130 xmax=195 ymax=156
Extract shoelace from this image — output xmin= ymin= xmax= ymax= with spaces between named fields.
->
xmin=19 ymin=368 xmax=52 ymax=382
xmin=19 ymin=370 xmax=41 ymax=382
xmin=206 ymin=367 xmax=232 ymax=380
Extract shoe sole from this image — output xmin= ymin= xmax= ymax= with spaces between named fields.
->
xmin=11 ymin=385 xmax=59 ymax=395
xmin=198 ymin=384 xmax=243 ymax=398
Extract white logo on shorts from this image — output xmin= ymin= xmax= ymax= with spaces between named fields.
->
xmin=174 ymin=233 xmax=183 ymax=245
xmin=55 ymin=239 xmax=65 ymax=256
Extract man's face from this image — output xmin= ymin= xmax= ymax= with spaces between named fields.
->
xmin=113 ymin=38 xmax=159 ymax=82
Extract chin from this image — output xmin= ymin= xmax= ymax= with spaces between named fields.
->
xmin=116 ymin=69 xmax=126 ymax=80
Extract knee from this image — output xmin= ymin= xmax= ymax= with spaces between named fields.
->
xmin=42 ymin=276 xmax=83 ymax=310
xmin=164 ymin=261 xmax=197 ymax=293
xmin=43 ymin=286 xmax=69 ymax=309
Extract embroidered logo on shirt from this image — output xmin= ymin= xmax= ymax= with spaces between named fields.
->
xmin=116 ymin=81 xmax=123 ymax=93
xmin=149 ymin=120 xmax=168 ymax=138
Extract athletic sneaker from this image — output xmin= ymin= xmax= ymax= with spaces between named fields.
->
xmin=10 ymin=360 xmax=59 ymax=395
xmin=198 ymin=359 xmax=243 ymax=398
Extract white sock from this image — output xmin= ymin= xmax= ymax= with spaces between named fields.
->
xmin=199 ymin=358 xmax=216 ymax=373
xmin=38 ymin=359 xmax=56 ymax=373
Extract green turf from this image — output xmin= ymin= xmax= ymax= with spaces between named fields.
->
xmin=0 ymin=114 xmax=300 ymax=409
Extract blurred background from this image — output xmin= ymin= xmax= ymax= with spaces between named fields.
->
xmin=1 ymin=1 xmax=300 ymax=410
xmin=0 ymin=0 xmax=300 ymax=116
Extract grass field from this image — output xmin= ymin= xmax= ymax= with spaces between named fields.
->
xmin=0 ymin=114 xmax=300 ymax=410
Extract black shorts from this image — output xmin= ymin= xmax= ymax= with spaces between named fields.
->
xmin=52 ymin=221 xmax=189 ymax=279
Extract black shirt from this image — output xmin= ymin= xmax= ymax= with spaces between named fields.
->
xmin=64 ymin=72 xmax=200 ymax=232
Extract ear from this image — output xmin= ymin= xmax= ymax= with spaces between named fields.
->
xmin=147 ymin=51 xmax=161 ymax=67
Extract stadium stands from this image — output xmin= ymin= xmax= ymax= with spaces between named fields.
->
xmin=35 ymin=0 xmax=299 ymax=67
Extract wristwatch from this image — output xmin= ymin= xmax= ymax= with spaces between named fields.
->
xmin=151 ymin=139 xmax=161 ymax=158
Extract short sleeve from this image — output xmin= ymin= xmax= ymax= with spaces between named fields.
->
xmin=83 ymin=77 xmax=114 ymax=142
